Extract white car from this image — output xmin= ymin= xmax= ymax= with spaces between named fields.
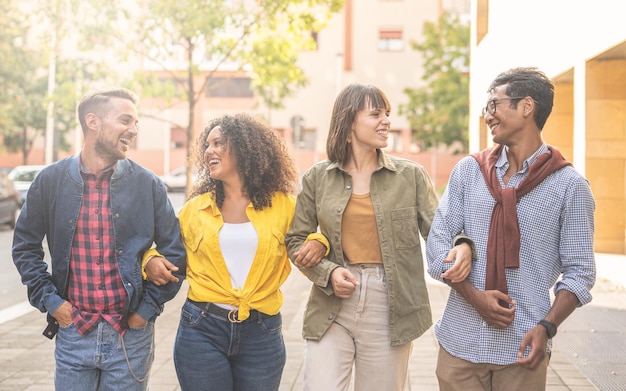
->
xmin=8 ymin=165 xmax=46 ymax=206
xmin=159 ymin=166 xmax=197 ymax=192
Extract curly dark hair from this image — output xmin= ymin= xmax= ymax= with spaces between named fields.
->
xmin=189 ymin=113 xmax=298 ymax=210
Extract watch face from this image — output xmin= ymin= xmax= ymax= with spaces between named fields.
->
xmin=539 ymin=320 xmax=557 ymax=338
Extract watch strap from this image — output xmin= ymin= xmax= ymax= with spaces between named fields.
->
xmin=538 ymin=319 xmax=557 ymax=338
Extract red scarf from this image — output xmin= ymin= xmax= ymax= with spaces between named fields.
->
xmin=471 ymin=145 xmax=571 ymax=304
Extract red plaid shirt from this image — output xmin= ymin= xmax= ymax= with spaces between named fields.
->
xmin=68 ymin=167 xmax=128 ymax=335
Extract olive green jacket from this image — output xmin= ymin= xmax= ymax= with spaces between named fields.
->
xmin=286 ymin=150 xmax=438 ymax=346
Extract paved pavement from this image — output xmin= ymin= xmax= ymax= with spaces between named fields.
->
xmin=0 ymin=253 xmax=624 ymax=391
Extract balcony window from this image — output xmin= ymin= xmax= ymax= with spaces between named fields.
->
xmin=378 ymin=29 xmax=403 ymax=52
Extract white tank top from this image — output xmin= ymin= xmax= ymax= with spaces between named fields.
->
xmin=219 ymin=222 xmax=258 ymax=290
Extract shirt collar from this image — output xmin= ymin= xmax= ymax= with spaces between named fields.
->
xmin=78 ymin=154 xmax=116 ymax=179
xmin=496 ymin=143 xmax=549 ymax=175
xmin=326 ymin=149 xmax=398 ymax=172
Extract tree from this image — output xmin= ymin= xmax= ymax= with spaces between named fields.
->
xmin=34 ymin=0 xmax=127 ymax=163
xmin=0 ymin=0 xmax=48 ymax=162
xmin=122 ymin=0 xmax=344 ymax=193
xmin=400 ymin=11 xmax=470 ymax=154
xmin=0 ymin=0 xmax=126 ymax=163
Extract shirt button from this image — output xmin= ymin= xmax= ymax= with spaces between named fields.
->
xmin=327 ymin=314 xmax=334 ymax=320
xmin=346 ymin=185 xmax=352 ymax=190
xmin=336 ymin=207 xmax=341 ymax=213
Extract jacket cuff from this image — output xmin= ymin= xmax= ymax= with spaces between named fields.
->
xmin=304 ymin=233 xmax=330 ymax=256
xmin=142 ymin=248 xmax=161 ymax=280
xmin=453 ymin=234 xmax=477 ymax=260
xmin=44 ymin=294 xmax=66 ymax=317
xmin=135 ymin=300 xmax=160 ymax=322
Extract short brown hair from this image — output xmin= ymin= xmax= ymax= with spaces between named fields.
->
xmin=76 ymin=88 xmax=138 ymax=133
xmin=326 ymin=84 xmax=391 ymax=164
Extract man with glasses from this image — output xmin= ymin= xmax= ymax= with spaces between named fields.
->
xmin=426 ymin=67 xmax=596 ymax=390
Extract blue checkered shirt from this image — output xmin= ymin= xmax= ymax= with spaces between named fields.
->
xmin=426 ymin=144 xmax=596 ymax=365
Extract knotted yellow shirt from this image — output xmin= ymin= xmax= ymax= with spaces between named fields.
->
xmin=146 ymin=192 xmax=296 ymax=320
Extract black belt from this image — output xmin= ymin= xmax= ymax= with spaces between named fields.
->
xmin=187 ymin=299 xmax=264 ymax=323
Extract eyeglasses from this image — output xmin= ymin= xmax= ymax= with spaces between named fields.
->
xmin=482 ymin=97 xmax=525 ymax=117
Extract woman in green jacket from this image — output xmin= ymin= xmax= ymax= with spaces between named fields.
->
xmin=286 ymin=83 xmax=472 ymax=390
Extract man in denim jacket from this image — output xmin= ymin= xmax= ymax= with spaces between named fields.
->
xmin=12 ymin=87 xmax=186 ymax=391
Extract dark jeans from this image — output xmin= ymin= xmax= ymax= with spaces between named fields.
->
xmin=173 ymin=300 xmax=286 ymax=391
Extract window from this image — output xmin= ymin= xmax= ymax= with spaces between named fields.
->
xmin=206 ymin=77 xmax=254 ymax=98
xmin=170 ymin=127 xmax=186 ymax=149
xmin=384 ymin=130 xmax=403 ymax=152
xmin=378 ymin=29 xmax=403 ymax=51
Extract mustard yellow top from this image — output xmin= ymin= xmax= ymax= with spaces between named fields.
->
xmin=341 ymin=193 xmax=383 ymax=264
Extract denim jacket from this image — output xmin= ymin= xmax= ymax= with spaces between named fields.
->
xmin=286 ymin=150 xmax=438 ymax=346
xmin=12 ymin=155 xmax=186 ymax=338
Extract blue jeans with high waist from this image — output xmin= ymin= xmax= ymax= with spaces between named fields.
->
xmin=54 ymin=320 xmax=155 ymax=391
xmin=174 ymin=300 xmax=286 ymax=391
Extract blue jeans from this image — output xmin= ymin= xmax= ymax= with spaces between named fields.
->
xmin=54 ymin=320 xmax=155 ymax=391
xmin=174 ymin=300 xmax=286 ymax=391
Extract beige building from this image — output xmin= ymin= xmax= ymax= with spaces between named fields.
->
xmin=469 ymin=0 xmax=626 ymax=254
xmin=132 ymin=0 xmax=470 ymax=188
xmin=2 ymin=0 xmax=469 ymax=188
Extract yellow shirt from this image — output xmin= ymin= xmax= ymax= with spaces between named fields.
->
xmin=147 ymin=192 xmax=295 ymax=320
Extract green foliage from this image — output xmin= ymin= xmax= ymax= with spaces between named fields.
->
xmin=0 ymin=0 xmax=344 ymax=167
xmin=0 ymin=0 xmax=126 ymax=161
xmin=0 ymin=0 xmax=45 ymax=158
xmin=132 ymin=0 xmax=343 ymax=109
xmin=400 ymin=11 xmax=470 ymax=154
xmin=125 ymin=0 xmax=343 ymax=193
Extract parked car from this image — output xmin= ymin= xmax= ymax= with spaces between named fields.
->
xmin=159 ymin=166 xmax=197 ymax=192
xmin=0 ymin=172 xmax=22 ymax=228
xmin=8 ymin=165 xmax=46 ymax=205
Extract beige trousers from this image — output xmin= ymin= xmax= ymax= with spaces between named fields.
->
xmin=436 ymin=344 xmax=549 ymax=391
xmin=302 ymin=263 xmax=412 ymax=391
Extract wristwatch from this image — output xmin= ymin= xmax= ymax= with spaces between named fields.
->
xmin=538 ymin=319 xmax=557 ymax=338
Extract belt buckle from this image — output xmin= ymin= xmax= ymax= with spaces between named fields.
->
xmin=228 ymin=309 xmax=243 ymax=323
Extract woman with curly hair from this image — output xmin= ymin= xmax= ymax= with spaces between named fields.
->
xmin=146 ymin=113 xmax=325 ymax=390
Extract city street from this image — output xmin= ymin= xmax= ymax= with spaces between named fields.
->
xmin=0 ymin=192 xmax=186 ymax=319
xmin=0 ymin=192 xmax=624 ymax=390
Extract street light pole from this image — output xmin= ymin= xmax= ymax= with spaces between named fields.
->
xmin=44 ymin=23 xmax=57 ymax=165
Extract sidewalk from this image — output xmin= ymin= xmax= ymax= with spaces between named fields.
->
xmin=0 ymin=254 xmax=624 ymax=391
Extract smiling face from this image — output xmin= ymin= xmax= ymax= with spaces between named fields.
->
xmin=350 ymin=100 xmax=391 ymax=152
xmin=483 ymin=84 xmax=526 ymax=146
xmin=92 ymin=97 xmax=139 ymax=164
xmin=203 ymin=125 xmax=238 ymax=182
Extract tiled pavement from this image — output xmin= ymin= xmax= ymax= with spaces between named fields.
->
xmin=1 ymin=254 xmax=625 ymax=390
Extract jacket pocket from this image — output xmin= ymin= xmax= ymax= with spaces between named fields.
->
xmin=391 ymin=207 xmax=420 ymax=249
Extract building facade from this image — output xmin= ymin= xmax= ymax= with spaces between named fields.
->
xmin=135 ymin=0 xmax=470 ymax=188
xmin=2 ymin=0 xmax=470 ymax=190
xmin=469 ymin=0 xmax=626 ymax=254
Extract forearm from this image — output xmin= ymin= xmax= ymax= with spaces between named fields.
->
xmin=448 ymin=278 xmax=479 ymax=305
xmin=544 ymin=290 xmax=579 ymax=326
